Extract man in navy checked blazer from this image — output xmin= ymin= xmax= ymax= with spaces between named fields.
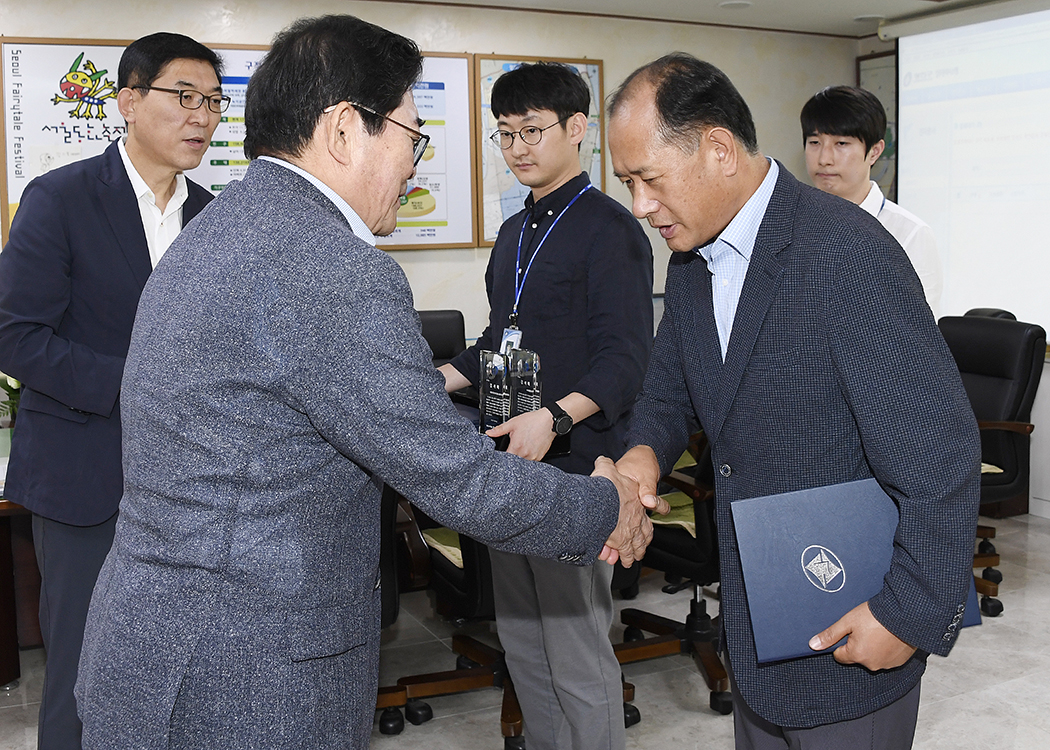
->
xmin=608 ymin=54 xmax=980 ymax=749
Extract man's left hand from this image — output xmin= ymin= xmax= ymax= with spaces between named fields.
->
xmin=809 ymin=602 xmax=917 ymax=671
xmin=485 ymin=409 xmax=556 ymax=461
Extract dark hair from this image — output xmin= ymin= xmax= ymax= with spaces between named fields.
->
xmin=244 ymin=15 xmax=423 ymax=160
xmin=800 ymin=86 xmax=887 ymax=153
xmin=490 ymin=62 xmax=590 ymax=124
xmin=117 ymin=32 xmax=224 ymax=91
xmin=608 ymin=53 xmax=758 ymax=154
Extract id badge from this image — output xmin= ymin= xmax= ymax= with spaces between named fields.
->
xmin=500 ymin=327 xmax=523 ymax=354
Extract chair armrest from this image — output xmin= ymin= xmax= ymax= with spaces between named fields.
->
xmin=977 ymin=420 xmax=1034 ymax=435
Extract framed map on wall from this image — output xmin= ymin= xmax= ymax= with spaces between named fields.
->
xmin=474 ymin=55 xmax=603 ymax=246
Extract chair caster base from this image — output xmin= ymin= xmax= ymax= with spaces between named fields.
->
xmin=405 ymin=698 xmax=433 ymax=725
xmin=624 ymin=701 xmax=641 ymax=728
xmin=710 ymin=691 xmax=733 ymax=715
xmin=978 ymin=539 xmax=996 ymax=555
xmin=980 ymin=596 xmax=1004 ymax=617
xmin=504 ymin=735 xmax=526 ymax=750
xmin=378 ymin=707 xmax=404 ymax=735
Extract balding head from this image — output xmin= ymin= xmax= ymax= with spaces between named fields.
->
xmin=608 ymin=53 xmax=758 ymax=155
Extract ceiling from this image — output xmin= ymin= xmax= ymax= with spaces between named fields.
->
xmin=409 ymin=0 xmax=993 ymax=38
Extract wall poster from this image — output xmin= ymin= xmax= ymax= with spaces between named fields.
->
xmin=378 ymin=52 xmax=477 ymax=250
xmin=474 ymin=55 xmax=604 ymax=246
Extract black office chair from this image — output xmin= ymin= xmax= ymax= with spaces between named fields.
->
xmin=938 ymin=311 xmax=1045 ymax=617
xmin=615 ymin=432 xmax=733 ymax=715
xmin=418 ymin=309 xmax=467 ymax=367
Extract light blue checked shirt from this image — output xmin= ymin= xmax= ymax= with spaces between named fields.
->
xmin=259 ymin=156 xmax=377 ymax=246
xmin=696 ymin=158 xmax=778 ymax=360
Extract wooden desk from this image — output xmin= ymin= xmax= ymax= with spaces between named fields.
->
xmin=0 ymin=498 xmax=27 ymax=686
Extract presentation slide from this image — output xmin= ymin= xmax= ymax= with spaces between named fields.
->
xmin=898 ymin=8 xmax=1050 ymax=329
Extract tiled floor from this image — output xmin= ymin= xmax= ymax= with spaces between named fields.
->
xmin=2 ymin=513 xmax=1048 ymax=749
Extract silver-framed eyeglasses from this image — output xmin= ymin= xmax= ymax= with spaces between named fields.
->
xmin=132 ymin=86 xmax=231 ymax=114
xmin=490 ymin=115 xmax=570 ymax=149
xmin=327 ymin=101 xmax=430 ymax=166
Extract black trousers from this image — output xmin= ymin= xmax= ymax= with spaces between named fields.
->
xmin=33 ymin=512 xmax=117 ymax=750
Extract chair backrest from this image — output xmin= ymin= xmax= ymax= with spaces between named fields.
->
xmin=938 ymin=315 xmax=1046 ymax=490
xmin=965 ymin=308 xmax=1017 ymax=320
xmin=418 ymin=309 xmax=466 ymax=367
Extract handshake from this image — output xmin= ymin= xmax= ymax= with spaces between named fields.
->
xmin=592 ymin=445 xmax=671 ymax=567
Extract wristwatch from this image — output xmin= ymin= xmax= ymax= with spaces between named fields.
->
xmin=547 ymin=402 xmax=574 ymax=436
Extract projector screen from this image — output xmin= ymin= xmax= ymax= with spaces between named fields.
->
xmin=898 ymin=7 xmax=1050 ymax=329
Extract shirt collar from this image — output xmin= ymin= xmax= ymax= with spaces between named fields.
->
xmin=858 ymin=180 xmax=885 ymax=218
xmin=118 ymin=136 xmax=187 ymax=212
xmin=258 ymin=156 xmax=376 ymax=246
xmin=697 ymin=158 xmax=779 ymax=263
xmin=524 ymin=171 xmax=591 ymax=218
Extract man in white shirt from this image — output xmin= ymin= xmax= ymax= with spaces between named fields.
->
xmin=801 ymin=86 xmax=942 ymax=315
xmin=0 ymin=32 xmax=223 ymax=749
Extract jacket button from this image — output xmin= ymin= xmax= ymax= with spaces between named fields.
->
xmin=719 ymin=464 xmax=732 ymax=478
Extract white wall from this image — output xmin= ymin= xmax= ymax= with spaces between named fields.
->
xmin=0 ymin=0 xmax=856 ymax=337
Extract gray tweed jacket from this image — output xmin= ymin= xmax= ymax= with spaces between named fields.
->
xmin=75 ymin=158 xmax=619 ymax=749
xmin=627 ymin=163 xmax=980 ymax=728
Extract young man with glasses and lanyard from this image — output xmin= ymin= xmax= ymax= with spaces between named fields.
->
xmin=0 ymin=32 xmax=223 ymax=749
xmin=441 ymin=62 xmax=653 ymax=750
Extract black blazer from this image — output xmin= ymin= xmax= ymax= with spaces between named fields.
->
xmin=0 ymin=140 xmax=212 ymax=525
xmin=628 ymin=164 xmax=980 ymax=727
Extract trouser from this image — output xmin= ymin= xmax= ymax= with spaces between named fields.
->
xmin=490 ymin=548 xmax=624 ymax=750
xmin=33 ymin=512 xmax=117 ymax=750
xmin=727 ymin=650 xmax=921 ymax=750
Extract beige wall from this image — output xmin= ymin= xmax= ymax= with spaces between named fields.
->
xmin=0 ymin=0 xmax=858 ymax=336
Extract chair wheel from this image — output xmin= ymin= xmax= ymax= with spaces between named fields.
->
xmin=456 ymin=654 xmax=480 ymax=670
xmin=980 ymin=596 xmax=1004 ymax=617
xmin=378 ymin=707 xmax=404 ymax=735
xmin=982 ymin=567 xmax=1003 ymax=584
xmin=624 ymin=701 xmax=641 ymax=728
xmin=623 ymin=625 xmax=644 ymax=643
xmin=619 ymin=581 xmax=640 ymax=600
xmin=710 ymin=691 xmax=733 ymax=715
xmin=404 ymin=698 xmax=433 ymax=725
xmin=504 ymin=735 xmax=526 ymax=750
xmin=978 ymin=539 xmax=996 ymax=555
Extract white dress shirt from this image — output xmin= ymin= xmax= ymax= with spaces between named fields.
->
xmin=117 ymin=137 xmax=189 ymax=269
xmin=859 ymin=180 xmax=942 ymax=316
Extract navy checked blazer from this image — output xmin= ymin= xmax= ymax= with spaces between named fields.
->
xmin=627 ymin=163 xmax=980 ymax=728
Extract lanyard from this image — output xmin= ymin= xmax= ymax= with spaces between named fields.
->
xmin=511 ymin=183 xmax=592 ymax=326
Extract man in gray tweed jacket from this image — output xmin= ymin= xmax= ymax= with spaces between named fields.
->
xmin=74 ymin=16 xmax=663 ymax=749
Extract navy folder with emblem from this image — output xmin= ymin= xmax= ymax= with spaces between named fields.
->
xmin=731 ymin=477 xmax=979 ymax=664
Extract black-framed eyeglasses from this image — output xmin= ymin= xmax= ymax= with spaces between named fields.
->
xmin=490 ymin=115 xmax=570 ymax=149
xmin=132 ymin=85 xmax=231 ymax=114
xmin=327 ymin=101 xmax=431 ymax=166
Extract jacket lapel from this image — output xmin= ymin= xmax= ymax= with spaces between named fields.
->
xmin=97 ymin=141 xmax=152 ymax=290
xmin=704 ymin=164 xmax=797 ymax=443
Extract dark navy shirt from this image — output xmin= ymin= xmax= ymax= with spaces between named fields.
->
xmin=449 ymin=172 xmax=654 ymax=475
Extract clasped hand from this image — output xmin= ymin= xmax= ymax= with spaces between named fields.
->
xmin=593 ymin=454 xmax=670 ymax=567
